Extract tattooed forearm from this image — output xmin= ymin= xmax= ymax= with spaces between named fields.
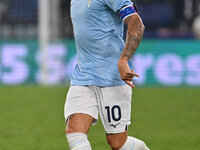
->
xmin=121 ymin=14 xmax=145 ymax=61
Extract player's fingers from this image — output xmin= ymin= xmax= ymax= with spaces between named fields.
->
xmin=123 ymin=76 xmax=133 ymax=81
xmin=127 ymin=72 xmax=139 ymax=78
xmin=134 ymin=73 xmax=139 ymax=77
xmin=125 ymin=80 xmax=135 ymax=88
xmin=123 ymin=79 xmax=133 ymax=82
xmin=128 ymin=70 xmax=140 ymax=77
xmin=125 ymin=74 xmax=134 ymax=78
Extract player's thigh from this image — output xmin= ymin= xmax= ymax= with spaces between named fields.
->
xmin=64 ymin=86 xmax=98 ymax=134
xmin=98 ymin=84 xmax=132 ymax=134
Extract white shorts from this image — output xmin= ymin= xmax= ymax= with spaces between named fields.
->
xmin=64 ymin=85 xmax=132 ymax=134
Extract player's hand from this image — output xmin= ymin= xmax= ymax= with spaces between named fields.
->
xmin=117 ymin=59 xmax=139 ymax=88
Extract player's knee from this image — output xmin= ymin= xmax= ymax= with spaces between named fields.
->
xmin=65 ymin=118 xmax=88 ymax=134
xmin=106 ymin=135 xmax=126 ymax=150
xmin=65 ymin=124 xmax=75 ymax=134
xmin=65 ymin=123 xmax=84 ymax=134
xmin=66 ymin=114 xmax=94 ymax=134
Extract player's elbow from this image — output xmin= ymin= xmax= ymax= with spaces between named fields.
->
xmin=141 ymin=21 xmax=145 ymax=34
xmin=137 ymin=16 xmax=145 ymax=36
xmin=138 ymin=22 xmax=145 ymax=38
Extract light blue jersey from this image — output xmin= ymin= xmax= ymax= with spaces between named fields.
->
xmin=70 ymin=0 xmax=134 ymax=87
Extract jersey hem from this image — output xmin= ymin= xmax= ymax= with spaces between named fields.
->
xmin=70 ymin=81 xmax=126 ymax=87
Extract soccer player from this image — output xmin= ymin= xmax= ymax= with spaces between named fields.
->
xmin=64 ymin=0 xmax=149 ymax=150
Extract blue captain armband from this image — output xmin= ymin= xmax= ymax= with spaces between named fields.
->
xmin=118 ymin=5 xmax=137 ymax=21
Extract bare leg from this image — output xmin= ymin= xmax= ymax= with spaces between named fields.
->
xmin=107 ymin=131 xmax=150 ymax=150
xmin=106 ymin=131 xmax=128 ymax=150
xmin=66 ymin=113 xmax=94 ymax=134
xmin=66 ymin=113 xmax=94 ymax=150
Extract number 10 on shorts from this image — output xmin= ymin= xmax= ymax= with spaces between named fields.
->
xmin=105 ymin=105 xmax=121 ymax=123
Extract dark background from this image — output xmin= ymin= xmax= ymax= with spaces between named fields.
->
xmin=0 ymin=0 xmax=200 ymax=39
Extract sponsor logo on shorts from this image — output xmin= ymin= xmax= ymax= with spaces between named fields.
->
xmin=109 ymin=123 xmax=120 ymax=128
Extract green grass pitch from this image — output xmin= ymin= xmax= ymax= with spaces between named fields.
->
xmin=0 ymin=86 xmax=200 ymax=150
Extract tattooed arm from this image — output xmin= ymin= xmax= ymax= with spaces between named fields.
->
xmin=118 ymin=14 xmax=145 ymax=88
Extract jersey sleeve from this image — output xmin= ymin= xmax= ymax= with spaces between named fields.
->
xmin=104 ymin=0 xmax=133 ymax=13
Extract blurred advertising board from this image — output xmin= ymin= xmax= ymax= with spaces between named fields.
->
xmin=0 ymin=39 xmax=200 ymax=86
